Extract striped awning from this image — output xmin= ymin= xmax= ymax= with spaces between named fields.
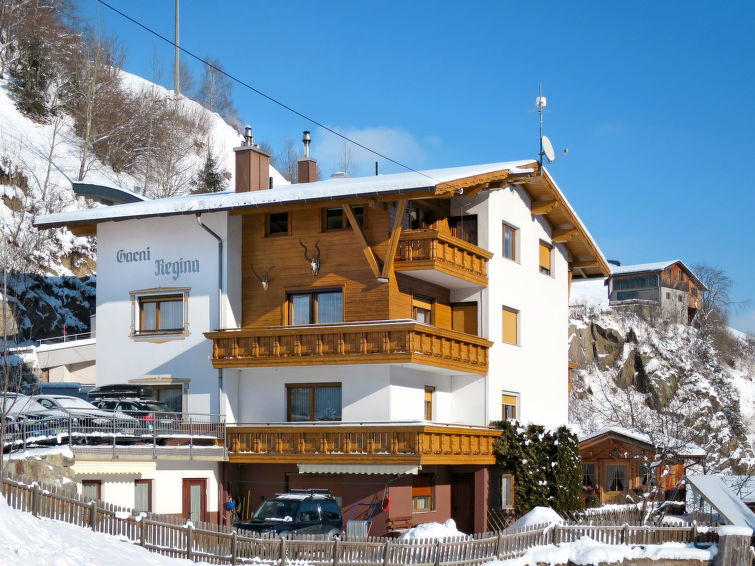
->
xmin=72 ymin=461 xmax=157 ymax=476
xmin=297 ymin=464 xmax=419 ymax=475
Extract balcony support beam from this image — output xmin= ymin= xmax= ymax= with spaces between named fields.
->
xmin=381 ymin=199 xmax=408 ymax=279
xmin=344 ymin=204 xmax=381 ymax=278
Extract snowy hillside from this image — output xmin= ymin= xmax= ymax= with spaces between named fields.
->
xmin=568 ymin=298 xmax=755 ymax=474
xmin=0 ymin=67 xmax=286 ymax=343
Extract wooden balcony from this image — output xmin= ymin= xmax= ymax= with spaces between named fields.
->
xmin=394 ymin=230 xmax=493 ymax=288
xmin=206 ymin=320 xmax=491 ymax=375
xmin=226 ymin=422 xmax=501 ymax=465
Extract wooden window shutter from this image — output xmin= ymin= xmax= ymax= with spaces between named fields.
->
xmin=502 ymin=307 xmax=518 ymax=345
xmin=501 ymin=394 xmax=517 ymax=406
xmin=452 ymin=303 xmax=478 ymax=335
xmin=539 ymin=241 xmax=552 ymax=272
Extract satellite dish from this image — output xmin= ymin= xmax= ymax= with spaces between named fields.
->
xmin=541 ymin=135 xmax=555 ymax=163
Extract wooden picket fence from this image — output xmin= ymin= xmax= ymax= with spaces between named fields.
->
xmin=0 ymin=471 xmax=718 ymax=565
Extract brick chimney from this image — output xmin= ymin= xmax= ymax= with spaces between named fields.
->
xmin=235 ymin=125 xmax=271 ymax=192
xmin=296 ymin=130 xmax=317 ymax=183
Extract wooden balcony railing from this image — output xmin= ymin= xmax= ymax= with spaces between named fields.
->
xmin=226 ymin=422 xmax=501 ymax=465
xmin=206 ymin=321 xmax=492 ymax=375
xmin=394 ymin=230 xmax=493 ymax=287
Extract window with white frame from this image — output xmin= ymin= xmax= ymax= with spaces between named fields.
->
xmin=501 ymin=391 xmax=519 ymax=420
xmin=130 ymin=288 xmax=190 ymax=338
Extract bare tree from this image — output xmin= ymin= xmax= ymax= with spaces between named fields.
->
xmin=336 ymin=140 xmax=355 ymax=176
xmin=271 ymin=137 xmax=300 ymax=183
xmin=195 ymin=57 xmax=237 ymax=120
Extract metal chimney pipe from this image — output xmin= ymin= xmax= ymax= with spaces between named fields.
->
xmin=244 ymin=125 xmax=253 ymax=146
xmin=302 ymin=130 xmax=311 ymax=158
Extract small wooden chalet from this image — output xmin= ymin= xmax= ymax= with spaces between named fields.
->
xmin=606 ymin=260 xmax=707 ymax=324
xmin=579 ymin=427 xmax=704 ymax=506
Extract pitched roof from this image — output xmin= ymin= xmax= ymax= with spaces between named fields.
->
xmin=609 ymin=260 xmax=707 ymax=291
xmin=579 ymin=426 xmax=705 ymax=458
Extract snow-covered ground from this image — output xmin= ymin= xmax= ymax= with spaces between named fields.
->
xmin=0 ymin=494 xmax=204 ymax=566
xmin=482 ymin=537 xmax=716 ymax=566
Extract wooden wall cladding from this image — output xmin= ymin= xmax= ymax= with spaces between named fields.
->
xmin=241 ymin=201 xmax=459 ymax=329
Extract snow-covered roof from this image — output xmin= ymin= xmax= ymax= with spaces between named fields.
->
xmin=609 ymin=260 xmax=707 ymax=291
xmin=686 ymin=474 xmax=755 ymax=529
xmin=579 ymin=426 xmax=705 ymax=458
xmin=34 ymin=160 xmax=536 ymax=229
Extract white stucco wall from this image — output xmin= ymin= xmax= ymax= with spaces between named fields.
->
xmin=458 ymin=185 xmax=570 ymax=427
xmin=96 ymin=212 xmax=237 ymax=415
xmin=75 ymin=460 xmax=220 ymax=516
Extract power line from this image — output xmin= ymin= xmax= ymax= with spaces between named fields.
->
xmin=93 ymin=0 xmax=440 ymax=183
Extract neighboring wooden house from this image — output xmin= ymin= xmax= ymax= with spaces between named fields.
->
xmin=35 ymin=131 xmax=609 ymax=533
xmin=579 ymin=427 xmax=704 ymax=506
xmin=606 ymin=260 xmax=707 ymax=324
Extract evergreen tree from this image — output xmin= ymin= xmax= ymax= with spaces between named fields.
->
xmin=9 ymin=35 xmax=53 ymax=117
xmin=192 ymin=150 xmax=228 ymax=194
xmin=492 ymin=420 xmax=583 ymax=516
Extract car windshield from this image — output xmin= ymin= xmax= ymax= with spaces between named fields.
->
xmin=143 ymin=402 xmax=170 ymax=412
xmin=253 ymin=499 xmax=300 ymax=521
xmin=3 ymin=397 xmax=48 ymax=414
xmin=54 ymin=397 xmax=97 ymax=409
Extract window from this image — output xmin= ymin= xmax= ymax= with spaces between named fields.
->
xmin=449 ymin=215 xmax=478 ymax=245
xmin=501 ymin=474 xmax=514 ymax=508
xmin=677 ymin=295 xmax=683 ymax=302
xmin=323 ymin=206 xmax=364 ymax=231
xmin=582 ymin=463 xmax=595 ymax=487
xmin=412 ymin=295 xmax=433 ymax=324
xmin=502 ymin=223 xmax=517 ymax=261
xmin=639 ymin=465 xmax=655 ymax=488
xmin=412 ymin=475 xmax=433 ymax=512
xmin=130 ymin=289 xmax=190 ymax=338
xmin=424 ymin=386 xmax=434 ymax=420
xmin=502 ymin=307 xmax=518 ymax=345
xmin=266 ymin=212 xmax=289 ymax=236
xmin=666 ymin=292 xmax=671 ymax=299
xmin=135 ymin=479 xmax=152 ymax=512
xmin=288 ymin=290 xmax=343 ymax=324
xmin=502 ymin=392 xmax=518 ymax=420
xmin=606 ymin=465 xmax=627 ymax=491
xmin=538 ymin=241 xmax=552 ymax=275
xmin=286 ymin=383 xmax=341 ymax=421
xmin=692 ymin=288 xmax=698 ymax=297
xmin=81 ymin=480 xmax=101 ymax=501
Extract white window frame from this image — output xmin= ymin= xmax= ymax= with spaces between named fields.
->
xmin=130 ymin=287 xmax=190 ymax=341
xmin=501 ymin=390 xmax=520 ymax=420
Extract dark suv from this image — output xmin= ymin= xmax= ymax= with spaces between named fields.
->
xmin=234 ymin=489 xmax=342 ymax=536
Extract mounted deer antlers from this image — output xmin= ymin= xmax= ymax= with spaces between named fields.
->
xmin=299 ymin=239 xmax=321 ymax=276
xmin=251 ymin=265 xmax=275 ymax=291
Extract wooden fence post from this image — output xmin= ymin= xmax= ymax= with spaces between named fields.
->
xmin=279 ymin=536 xmax=286 ymax=566
xmin=552 ymin=524 xmax=560 ymax=545
xmin=383 ymin=539 xmax=390 ymax=566
xmin=622 ymin=524 xmax=630 ymax=545
xmin=89 ymin=500 xmax=97 ymax=530
xmin=140 ymin=519 xmax=146 ymax=547
xmin=332 ymin=535 xmax=339 ymax=566
xmin=186 ymin=524 xmax=193 ymax=561
xmin=691 ymin=521 xmax=698 ymax=542
xmin=714 ymin=526 xmax=753 ymax=566
xmin=231 ymin=530 xmax=237 ymax=565
xmin=32 ymin=484 xmax=40 ymax=517
xmin=434 ymin=539 xmax=441 ymax=566
xmin=496 ymin=531 xmax=503 ymax=559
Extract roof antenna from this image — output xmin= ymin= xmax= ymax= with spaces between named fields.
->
xmin=534 ymin=84 xmax=568 ymax=172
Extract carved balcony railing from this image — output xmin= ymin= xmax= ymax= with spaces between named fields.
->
xmin=226 ymin=422 xmax=501 ymax=465
xmin=394 ymin=230 xmax=493 ymax=287
xmin=206 ymin=321 xmax=492 ymax=375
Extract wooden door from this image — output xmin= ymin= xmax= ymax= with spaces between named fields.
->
xmin=451 ymin=473 xmax=475 ymax=534
xmin=182 ymin=478 xmax=207 ymax=523
xmin=452 ymin=303 xmax=477 ymax=335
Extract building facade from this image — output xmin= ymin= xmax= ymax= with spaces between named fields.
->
xmin=35 ymin=137 xmax=608 ymax=533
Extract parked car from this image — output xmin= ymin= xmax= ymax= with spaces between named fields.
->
xmin=234 ymin=489 xmax=343 ymax=536
xmin=91 ymin=398 xmax=178 ymax=432
xmin=87 ymin=384 xmax=155 ymax=401
xmin=1 ymin=394 xmax=69 ymax=444
xmin=32 ymin=394 xmax=139 ymax=437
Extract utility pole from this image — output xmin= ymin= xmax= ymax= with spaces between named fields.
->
xmin=174 ymin=0 xmax=180 ymax=96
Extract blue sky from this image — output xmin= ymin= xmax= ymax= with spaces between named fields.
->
xmin=80 ymin=1 xmax=755 ymax=334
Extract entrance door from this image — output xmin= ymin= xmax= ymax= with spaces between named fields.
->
xmin=451 ymin=473 xmax=475 ymax=534
xmin=182 ymin=478 xmax=206 ymax=523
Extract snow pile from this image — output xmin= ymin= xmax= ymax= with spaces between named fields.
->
xmin=399 ymin=518 xmax=469 ymax=540
xmin=0 ymin=494 xmax=213 ymax=566
xmin=505 ymin=507 xmax=563 ymax=532
xmin=482 ymin=536 xmax=716 ymax=566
